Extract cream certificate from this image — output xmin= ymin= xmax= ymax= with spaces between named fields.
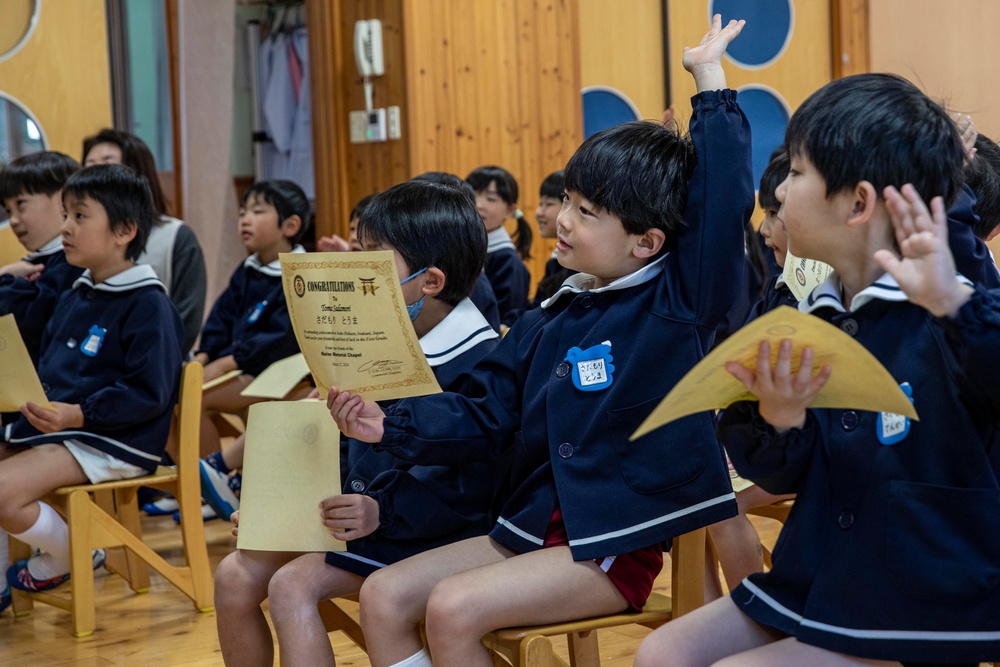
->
xmin=0 ymin=314 xmax=52 ymax=411
xmin=241 ymin=353 xmax=311 ymax=399
xmin=236 ymin=401 xmax=346 ymax=552
xmin=632 ymin=306 xmax=918 ymax=440
xmin=202 ymin=369 xmax=242 ymax=392
xmin=0 ymin=225 xmax=25 ymax=266
xmin=280 ymin=251 xmax=441 ymax=402
xmin=782 ymin=251 xmax=834 ymax=302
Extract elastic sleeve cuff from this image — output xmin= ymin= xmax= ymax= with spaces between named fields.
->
xmin=691 ymin=88 xmax=739 ymax=108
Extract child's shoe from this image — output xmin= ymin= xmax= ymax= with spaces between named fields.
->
xmin=142 ymin=496 xmax=179 ymax=516
xmin=0 ymin=585 xmax=10 ymax=614
xmin=172 ymin=501 xmax=218 ymax=523
xmin=199 ymin=459 xmax=240 ymax=520
xmin=6 ymin=549 xmax=106 ymax=593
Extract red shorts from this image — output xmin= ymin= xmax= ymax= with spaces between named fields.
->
xmin=543 ymin=506 xmax=664 ymax=611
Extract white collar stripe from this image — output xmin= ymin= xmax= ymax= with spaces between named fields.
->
xmin=800 ymin=272 xmax=972 ymax=314
xmin=245 ymin=245 xmax=306 ymax=276
xmin=418 ymin=298 xmax=499 ymax=367
xmin=487 ymin=227 xmax=517 ymax=254
xmin=72 ymin=264 xmax=165 ymax=293
xmin=541 ymin=254 xmax=668 ymax=309
xmin=25 ymin=237 xmax=63 ymax=260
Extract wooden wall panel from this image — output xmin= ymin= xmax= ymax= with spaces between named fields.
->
xmin=0 ymin=0 xmax=111 ymax=157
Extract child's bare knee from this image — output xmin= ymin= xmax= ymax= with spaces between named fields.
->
xmin=266 ymin=562 xmax=314 ymax=615
xmin=425 ymin=577 xmax=480 ymax=636
xmin=635 ymin=625 xmax=699 ymax=667
xmin=358 ymin=567 xmax=400 ymax=625
xmin=214 ymin=553 xmax=265 ymax=611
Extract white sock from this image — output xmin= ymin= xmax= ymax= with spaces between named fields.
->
xmin=11 ymin=502 xmax=69 ymax=579
xmin=389 ymin=648 xmax=432 ymax=667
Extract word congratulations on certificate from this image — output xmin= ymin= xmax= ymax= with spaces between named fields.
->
xmin=280 ymin=251 xmax=441 ymax=402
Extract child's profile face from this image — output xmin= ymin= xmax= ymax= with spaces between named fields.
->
xmin=348 ymin=216 xmax=363 ymax=252
xmin=556 ymin=190 xmax=644 ymax=285
xmin=360 ymin=235 xmax=424 ymax=308
xmin=758 ymin=206 xmax=788 ymax=267
xmin=61 ymin=195 xmax=127 ymax=272
xmin=475 ymin=181 xmax=516 ymax=232
xmin=3 ymin=192 xmax=65 ymax=252
xmin=84 ymin=142 xmax=124 ymax=167
xmin=775 ymin=153 xmax=853 ymax=263
xmin=535 ymin=195 xmax=563 ymax=239
xmin=238 ymin=194 xmax=289 ymax=258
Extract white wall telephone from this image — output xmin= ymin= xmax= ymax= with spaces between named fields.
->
xmin=354 ymin=19 xmax=384 ymax=78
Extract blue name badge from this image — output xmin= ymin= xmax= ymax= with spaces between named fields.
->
xmin=81 ymin=325 xmax=107 ymax=357
xmin=565 ymin=342 xmax=615 ymax=392
xmin=878 ymin=382 xmax=913 ymax=446
xmin=247 ymin=300 xmax=267 ymax=323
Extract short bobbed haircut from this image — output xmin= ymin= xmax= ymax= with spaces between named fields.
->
xmin=62 ymin=164 xmax=155 ymax=262
xmin=241 ymin=179 xmax=312 ymax=245
xmin=758 ymin=147 xmax=789 ymax=211
xmin=0 ymin=151 xmax=81 ymax=201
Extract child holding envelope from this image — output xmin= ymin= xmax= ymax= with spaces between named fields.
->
xmin=0 ymin=165 xmax=183 ymax=610
xmin=213 ymin=179 xmax=505 ymax=667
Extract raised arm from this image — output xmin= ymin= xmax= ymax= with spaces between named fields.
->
xmin=682 ymin=14 xmax=745 ymax=92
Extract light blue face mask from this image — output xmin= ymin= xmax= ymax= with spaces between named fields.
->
xmin=400 ymin=267 xmax=429 ymax=321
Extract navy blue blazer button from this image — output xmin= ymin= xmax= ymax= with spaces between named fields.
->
xmin=85 ymin=289 xmax=96 ymax=300
xmin=838 ymin=510 xmax=854 ymax=529
xmin=840 ymin=410 xmax=859 ymax=431
xmin=350 ymin=479 xmax=365 ymax=492
xmin=839 ymin=318 xmax=859 ymax=336
xmin=555 ymin=361 xmax=571 ymax=378
xmin=578 ymin=295 xmax=594 ymax=309
xmin=557 ymin=442 xmax=574 ymax=458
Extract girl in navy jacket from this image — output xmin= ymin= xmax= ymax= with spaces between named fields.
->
xmin=0 ymin=166 xmax=183 ymax=606
xmin=327 ymin=17 xmax=751 ymax=667
xmin=637 ymin=73 xmax=1000 ymax=667
xmin=212 ymin=180 xmax=507 ymax=667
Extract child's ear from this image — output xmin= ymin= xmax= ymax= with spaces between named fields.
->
xmin=846 ymin=181 xmax=877 ymax=227
xmin=633 ymin=228 xmax=666 ymax=259
xmin=421 ymin=267 xmax=447 ymax=298
xmin=281 ymin=214 xmax=303 ymax=240
xmin=115 ymin=220 xmax=138 ymax=248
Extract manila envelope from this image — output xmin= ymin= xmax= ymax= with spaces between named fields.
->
xmin=0 ymin=314 xmax=51 ymax=411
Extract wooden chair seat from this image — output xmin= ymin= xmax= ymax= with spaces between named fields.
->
xmin=8 ymin=362 xmax=214 ymax=637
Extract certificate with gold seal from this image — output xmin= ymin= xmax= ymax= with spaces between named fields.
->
xmin=280 ymin=251 xmax=441 ymax=402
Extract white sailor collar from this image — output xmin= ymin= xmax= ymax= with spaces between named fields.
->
xmin=24 ymin=236 xmax=63 ymax=261
xmin=541 ymin=254 xmax=668 ymax=310
xmin=419 ymin=298 xmax=499 ymax=367
xmin=487 ymin=227 xmax=517 ymax=254
xmin=73 ymin=263 xmax=165 ymax=293
xmin=775 ymin=272 xmax=788 ymax=289
xmin=245 ymin=244 xmax=306 ymax=276
xmin=799 ymin=271 xmax=972 ymax=314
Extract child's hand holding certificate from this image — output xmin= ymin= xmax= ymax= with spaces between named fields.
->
xmin=280 ymin=251 xmax=441 ymax=402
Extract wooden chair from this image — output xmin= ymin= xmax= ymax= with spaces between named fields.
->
xmin=318 ymin=527 xmax=707 ymax=667
xmin=9 ymin=362 xmax=215 ymax=636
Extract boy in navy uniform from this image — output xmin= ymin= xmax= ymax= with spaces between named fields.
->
xmin=0 ymin=152 xmax=83 ymax=365
xmin=326 ymin=17 xmax=751 ymax=667
xmin=212 ymin=180 xmax=503 ymax=667
xmin=637 ymin=73 xmax=1000 ymax=667
xmin=0 ymin=165 xmax=183 ymax=609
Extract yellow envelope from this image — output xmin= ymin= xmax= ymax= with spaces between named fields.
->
xmin=782 ymin=251 xmax=834 ymax=302
xmin=236 ymin=401 xmax=346 ymax=553
xmin=0 ymin=224 xmax=26 ymax=266
xmin=280 ymin=251 xmax=441 ymax=402
xmin=0 ymin=314 xmax=52 ymax=411
xmin=240 ymin=353 xmax=311 ymax=399
xmin=631 ymin=306 xmax=918 ymax=440
xmin=201 ymin=369 xmax=243 ymax=392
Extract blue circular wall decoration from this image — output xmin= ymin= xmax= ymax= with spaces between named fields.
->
xmin=581 ymin=86 xmax=641 ymax=139
xmin=735 ymin=85 xmax=790 ymax=186
xmin=711 ymin=0 xmax=794 ymax=69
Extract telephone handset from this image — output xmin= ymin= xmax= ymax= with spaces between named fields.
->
xmin=354 ymin=19 xmax=384 ymax=78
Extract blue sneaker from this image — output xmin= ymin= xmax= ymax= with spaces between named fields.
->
xmin=142 ymin=496 xmax=179 ymax=516
xmin=172 ymin=502 xmax=218 ymax=523
xmin=7 ymin=549 xmax=106 ymax=593
xmin=0 ymin=585 xmax=10 ymax=614
xmin=199 ymin=459 xmax=240 ymax=521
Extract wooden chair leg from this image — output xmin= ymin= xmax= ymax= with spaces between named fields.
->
xmin=671 ymin=528 xmax=706 ymax=617
xmin=175 ymin=482 xmax=214 ymax=612
xmin=114 ymin=487 xmax=151 ymax=593
xmin=66 ymin=489 xmax=97 ymax=637
xmin=8 ymin=535 xmax=33 ymax=616
xmin=566 ymin=630 xmax=600 ymax=667
xmin=317 ymin=599 xmax=367 ymax=651
xmin=521 ymin=633 xmax=566 ymax=667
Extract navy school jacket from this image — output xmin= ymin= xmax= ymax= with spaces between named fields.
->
xmin=485 ymin=227 xmax=531 ymax=327
xmin=372 ymin=90 xmax=753 ymax=561
xmin=746 ymin=273 xmax=798 ymax=323
xmin=195 ymin=247 xmax=304 ymax=377
xmin=0 ymin=238 xmax=84 ymax=365
xmin=720 ymin=276 xmax=1000 ymax=664
xmin=947 ymin=183 xmax=1000 ymax=289
xmin=326 ymin=298 xmax=502 ymax=576
xmin=470 ymin=270 xmax=501 ymax=332
xmin=3 ymin=265 xmax=184 ymax=472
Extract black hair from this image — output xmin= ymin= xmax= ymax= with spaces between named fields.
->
xmin=785 ymin=73 xmax=964 ymax=207
xmin=413 ymin=171 xmax=476 ymax=198
xmin=0 ymin=151 xmax=81 ymax=201
xmin=81 ymin=128 xmax=170 ymax=217
xmin=966 ymin=133 xmax=1000 ymax=240
xmin=563 ymin=120 xmax=695 ymax=253
xmin=539 ymin=170 xmax=565 ymax=199
xmin=466 ymin=165 xmax=533 ymax=259
xmin=350 ymin=193 xmax=378 ymax=221
xmin=357 ymin=180 xmax=487 ymax=306
xmin=240 ymin=179 xmax=312 ymax=245
xmin=62 ymin=164 xmax=155 ymax=261
xmin=758 ymin=147 xmax=789 ymax=211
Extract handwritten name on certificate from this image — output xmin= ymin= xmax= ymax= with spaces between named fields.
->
xmin=237 ymin=401 xmax=346 ymax=553
xmin=280 ymin=251 xmax=441 ymax=402
xmin=631 ymin=306 xmax=918 ymax=440
xmin=0 ymin=314 xmax=52 ymax=411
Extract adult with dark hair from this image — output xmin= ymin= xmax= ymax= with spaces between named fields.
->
xmin=83 ymin=128 xmax=207 ymax=355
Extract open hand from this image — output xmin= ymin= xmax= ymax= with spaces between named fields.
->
xmin=320 ymin=494 xmax=380 ymax=541
xmin=317 ymin=235 xmax=352 ymax=253
xmin=327 ymin=387 xmax=386 ymax=442
xmin=682 ymin=14 xmax=745 ymax=92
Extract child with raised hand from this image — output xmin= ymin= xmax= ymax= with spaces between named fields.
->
xmin=211 ymin=179 xmax=502 ymax=667
xmin=328 ymin=16 xmax=750 ymax=667
xmin=466 ymin=165 xmax=532 ymax=327
xmin=0 ymin=152 xmax=82 ymax=364
xmin=636 ymin=73 xmax=1000 ymax=667
xmin=190 ymin=179 xmax=310 ymax=461
xmin=316 ymin=193 xmax=375 ymax=253
xmin=530 ymin=169 xmax=576 ymax=307
xmin=0 ymin=165 xmax=184 ymax=611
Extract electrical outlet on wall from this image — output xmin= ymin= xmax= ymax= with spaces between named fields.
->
xmin=387 ymin=106 xmax=401 ymax=140
xmin=349 ymin=110 xmax=368 ymax=144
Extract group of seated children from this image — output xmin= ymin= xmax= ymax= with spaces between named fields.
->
xmin=3 ymin=13 xmax=1000 ymax=667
